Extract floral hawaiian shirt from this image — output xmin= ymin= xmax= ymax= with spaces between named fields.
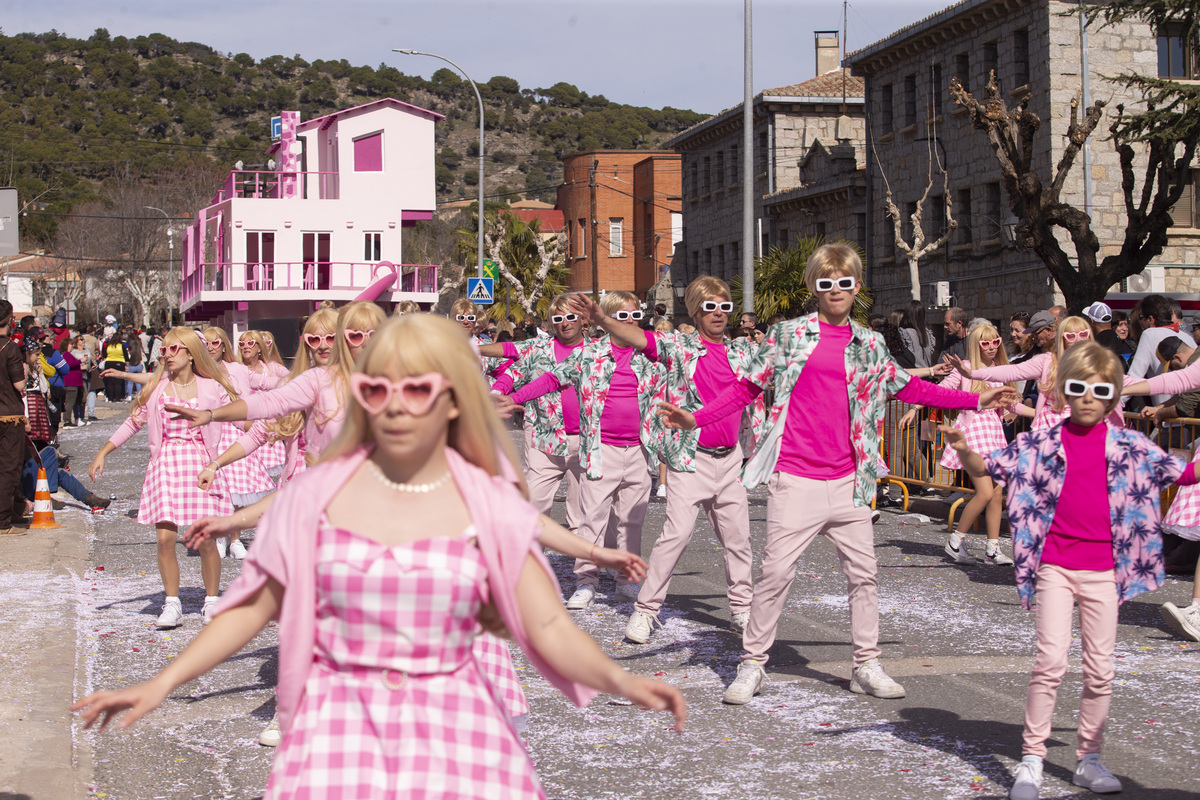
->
xmin=649 ymin=331 xmax=767 ymax=472
xmin=515 ymin=335 xmax=664 ymax=479
xmin=984 ymin=422 xmax=1184 ymax=610
xmin=495 ymin=338 xmax=581 ymax=458
xmin=741 ymin=313 xmax=912 ymax=505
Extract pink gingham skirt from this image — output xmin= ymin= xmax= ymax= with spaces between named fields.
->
xmin=1164 ymin=450 xmax=1200 ymax=541
xmin=265 ymin=523 xmax=543 ymax=800
xmin=137 ymin=397 xmax=233 ymax=527
xmin=941 ymin=408 xmax=1008 ymax=471
xmin=212 ymin=421 xmax=275 ymax=505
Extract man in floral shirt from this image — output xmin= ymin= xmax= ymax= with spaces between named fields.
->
xmin=478 ymin=294 xmax=588 ymax=529
xmin=659 ymin=244 xmax=1014 ymax=705
xmin=569 ymin=277 xmax=766 ymax=646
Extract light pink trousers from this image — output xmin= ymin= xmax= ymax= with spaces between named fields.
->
xmin=524 ymin=424 xmax=583 ymax=531
xmin=742 ymin=473 xmax=880 ymax=666
xmin=635 ymin=447 xmax=753 ymax=615
xmin=1023 ymin=563 xmax=1118 ymax=760
xmin=575 ymin=443 xmax=651 ymax=589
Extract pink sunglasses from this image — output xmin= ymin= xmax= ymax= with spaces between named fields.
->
xmin=304 ymin=333 xmax=336 ymax=349
xmin=980 ymin=337 xmax=1002 ymax=348
xmin=350 ymin=372 xmax=452 ymax=416
xmin=1063 ymin=330 xmax=1091 ymax=342
xmin=343 ymin=328 xmax=375 ymax=347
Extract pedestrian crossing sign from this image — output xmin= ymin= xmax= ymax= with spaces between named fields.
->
xmin=467 ymin=277 xmax=494 ymax=304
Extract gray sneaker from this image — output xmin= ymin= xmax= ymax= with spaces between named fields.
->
xmin=1160 ymin=601 xmax=1200 ymax=642
xmin=566 ymin=586 xmax=596 ymax=610
xmin=850 ymin=658 xmax=906 ymax=698
xmin=985 ymin=543 xmax=1015 ymax=566
xmin=730 ymin=611 xmax=751 ymax=635
xmin=258 ymin=714 xmax=282 ymax=747
xmin=945 ymin=536 xmax=978 ymax=565
xmin=723 ymin=659 xmax=766 ymax=705
xmin=624 ymin=610 xmax=661 ymax=644
xmin=1010 ymin=756 xmax=1043 ymax=800
xmin=1073 ymin=754 xmax=1121 ymax=794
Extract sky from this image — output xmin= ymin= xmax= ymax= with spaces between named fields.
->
xmin=5 ymin=0 xmax=955 ymax=114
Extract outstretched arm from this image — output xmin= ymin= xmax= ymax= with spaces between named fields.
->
xmin=536 ymin=515 xmax=647 ymax=583
xmin=939 ymin=426 xmax=988 ymax=481
xmin=568 ymin=293 xmax=649 ymax=351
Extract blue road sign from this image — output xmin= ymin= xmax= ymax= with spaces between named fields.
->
xmin=467 ymin=277 xmax=494 ymax=305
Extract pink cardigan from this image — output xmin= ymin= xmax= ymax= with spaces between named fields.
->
xmin=237 ymin=366 xmax=345 ymax=480
xmin=108 ymin=376 xmax=229 ymax=461
xmin=214 ymin=445 xmax=597 ymax=735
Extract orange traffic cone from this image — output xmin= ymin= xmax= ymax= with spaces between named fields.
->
xmin=28 ymin=468 xmax=61 ymax=530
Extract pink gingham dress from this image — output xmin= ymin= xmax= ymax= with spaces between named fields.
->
xmin=213 ymin=421 xmax=276 ymax=505
xmin=247 ymin=364 xmax=288 ymax=476
xmin=1164 ymin=449 xmax=1200 ymax=541
xmin=136 ymin=396 xmax=234 ymax=527
xmin=265 ymin=520 xmax=544 ymax=800
xmin=940 ymin=387 xmax=1008 ymax=471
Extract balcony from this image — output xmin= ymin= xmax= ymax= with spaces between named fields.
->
xmin=209 ymin=169 xmax=340 ymax=204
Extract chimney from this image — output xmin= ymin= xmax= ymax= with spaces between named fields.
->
xmin=815 ymin=31 xmax=840 ymax=75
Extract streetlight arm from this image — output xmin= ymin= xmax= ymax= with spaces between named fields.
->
xmin=145 ymin=206 xmax=175 ymax=324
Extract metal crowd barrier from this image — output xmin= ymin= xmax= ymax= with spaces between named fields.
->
xmin=877 ymin=402 xmax=1200 ymax=530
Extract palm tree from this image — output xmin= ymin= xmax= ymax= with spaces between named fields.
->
xmin=456 ymin=208 xmax=569 ymax=320
xmin=730 ymin=236 xmax=872 ymax=323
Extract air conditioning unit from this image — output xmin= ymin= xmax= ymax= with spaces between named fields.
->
xmin=1127 ymin=265 xmax=1165 ymax=293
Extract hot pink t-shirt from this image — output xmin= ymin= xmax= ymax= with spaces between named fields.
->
xmin=553 ymin=339 xmax=582 ymax=436
xmin=776 ymin=322 xmax=855 ymax=479
xmin=599 ymin=343 xmax=640 ymax=446
xmin=1041 ymin=420 xmax=1115 ymax=571
xmin=693 ymin=340 xmax=741 ymax=449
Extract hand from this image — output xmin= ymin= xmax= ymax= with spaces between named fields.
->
xmin=166 ymin=404 xmax=208 ymax=428
xmin=614 ymin=674 xmax=687 ymax=733
xmin=938 ymin=424 xmax=969 ymax=453
xmin=898 ymin=409 xmax=919 ymax=429
xmin=100 ymin=368 xmax=124 ymax=379
xmin=946 ymin=354 xmax=973 ymax=380
xmin=71 ymin=678 xmax=171 ymax=732
xmin=88 ymin=454 xmax=105 ymax=482
xmin=1141 ymin=405 xmax=1161 ymax=420
xmin=476 ymin=600 xmax=511 ymax=639
xmin=182 ymin=514 xmax=240 ymax=549
xmin=656 ymin=402 xmax=696 ymax=431
xmin=196 ymin=465 xmax=216 ymax=491
xmin=491 ymin=393 xmax=518 ymax=419
xmin=929 ymin=360 xmax=953 ymax=377
xmin=592 ymin=547 xmax=649 ymax=584
xmin=978 ymin=386 xmax=1017 ymax=410
xmin=565 ymin=292 xmax=604 ymax=326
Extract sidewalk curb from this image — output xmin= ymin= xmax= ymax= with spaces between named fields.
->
xmin=0 ymin=504 xmax=93 ymax=800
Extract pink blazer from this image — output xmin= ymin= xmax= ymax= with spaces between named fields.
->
xmin=107 ymin=376 xmax=230 ymax=462
xmin=214 ymin=445 xmax=598 ymax=735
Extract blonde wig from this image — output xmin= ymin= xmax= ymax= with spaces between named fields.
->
xmin=393 ymin=300 xmax=421 ymax=317
xmin=1055 ymin=341 xmax=1123 ymax=414
xmin=1042 ymin=315 xmax=1093 ymax=410
xmin=965 ymin=323 xmax=1014 ymax=396
xmin=132 ymin=327 xmax=238 ymax=416
xmin=600 ymin=291 xmax=640 ymax=317
xmin=683 ymin=276 xmax=732 ymax=319
xmin=804 ymin=243 xmax=863 ymax=293
xmin=270 ymin=309 xmax=338 ymax=439
xmin=202 ymin=326 xmax=235 ymax=364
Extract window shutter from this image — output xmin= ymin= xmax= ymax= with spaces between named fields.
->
xmin=1170 ymin=176 xmax=1194 ymax=228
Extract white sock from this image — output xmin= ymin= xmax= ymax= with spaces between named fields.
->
xmin=949 ymin=532 xmax=964 ymax=548
xmin=205 ymin=595 xmax=219 ymax=603
xmin=986 ymin=540 xmax=1000 ymax=554
xmin=1189 ymin=599 xmax=1200 ymax=609
xmin=164 ymin=596 xmax=181 ymax=605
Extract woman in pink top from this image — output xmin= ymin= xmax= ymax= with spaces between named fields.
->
xmin=74 ymin=314 xmax=685 ymax=800
xmin=86 ymin=328 xmax=239 ymax=629
xmin=236 ymin=330 xmax=289 ymax=478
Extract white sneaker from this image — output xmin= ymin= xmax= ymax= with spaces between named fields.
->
xmin=1010 ymin=756 xmax=1043 ymax=800
xmin=202 ymin=596 xmax=219 ymax=625
xmin=615 ymin=582 xmax=640 ymax=601
xmin=215 ymin=536 xmax=228 ymax=558
xmin=730 ymin=611 xmax=751 ymax=635
xmin=566 ymin=586 xmax=596 ymax=610
xmin=1073 ymin=754 xmax=1122 ymax=793
xmin=229 ymin=539 xmax=248 ymax=559
xmin=625 ymin=610 xmax=661 ymax=644
xmin=871 ymin=508 xmax=881 ymax=524
xmin=723 ymin=659 xmax=767 ymax=704
xmin=258 ymin=714 xmax=282 ymax=747
xmin=1161 ymin=601 xmax=1200 ymax=642
xmin=156 ymin=599 xmax=183 ymax=629
xmin=656 ymin=484 xmax=667 ymax=498
xmin=945 ymin=534 xmax=978 ymax=565
xmin=985 ymin=543 xmax=1015 ymax=566
xmin=850 ymin=658 xmax=906 ymax=698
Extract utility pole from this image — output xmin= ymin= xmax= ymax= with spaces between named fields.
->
xmin=741 ymin=0 xmax=755 ymax=313
xmin=589 ymin=159 xmax=600 ymax=297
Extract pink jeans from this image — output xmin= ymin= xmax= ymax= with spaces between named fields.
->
xmin=524 ymin=425 xmax=583 ymax=531
xmin=1023 ymin=563 xmax=1118 ymax=760
xmin=574 ymin=443 xmax=651 ymax=588
xmin=635 ymin=447 xmax=753 ymax=615
xmin=742 ymin=472 xmax=879 ymax=666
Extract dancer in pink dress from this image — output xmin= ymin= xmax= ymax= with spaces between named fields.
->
xmin=236 ymin=330 xmax=289 ymax=478
xmin=87 ymin=328 xmax=239 ymax=628
xmin=75 ymin=314 xmax=685 ymax=800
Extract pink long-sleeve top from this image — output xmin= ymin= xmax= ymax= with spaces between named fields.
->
xmin=107 ymin=376 xmax=229 ymax=462
xmin=599 ymin=344 xmax=640 ymax=446
xmin=244 ymin=360 xmax=289 ymax=391
xmin=214 ymin=445 xmax=598 ymax=737
xmin=237 ymin=367 xmax=344 ymax=480
xmin=776 ymin=322 xmax=855 ymax=478
xmin=1140 ymin=355 xmax=1200 ymax=398
xmin=972 ymin=352 xmax=1125 ymax=429
xmin=492 ymin=340 xmax=582 ymax=436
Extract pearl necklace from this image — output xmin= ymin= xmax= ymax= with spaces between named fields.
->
xmin=367 ymin=460 xmax=452 ymax=493
xmin=170 ymin=375 xmax=195 ymax=388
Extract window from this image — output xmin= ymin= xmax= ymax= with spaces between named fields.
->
xmin=730 ymin=143 xmax=740 ymax=184
xmin=904 ymin=74 xmax=917 ymax=128
xmin=1014 ymin=29 xmax=1030 ymax=87
xmin=717 ymin=244 xmax=725 ymax=272
xmin=854 ymin=213 xmax=867 ymax=248
xmin=715 ymin=151 xmax=725 ymax=189
xmin=691 ymin=250 xmax=700 ymax=275
xmin=881 ymin=84 xmax=894 ymax=133
xmin=757 ymin=131 xmax=769 ymax=174
xmin=352 ymin=132 xmax=383 ymax=172
xmin=1170 ymin=170 xmax=1200 ymax=228
xmin=777 ymin=228 xmax=789 ymax=247
xmin=958 ymin=188 xmax=973 ymax=244
xmin=983 ymin=41 xmax=999 ymax=91
xmin=704 ymin=248 xmax=713 ymax=272
xmin=245 ymin=231 xmax=275 ymax=289
xmin=577 ymin=218 xmax=587 ymax=258
xmin=814 ymin=221 xmax=827 ymax=239
xmin=702 ymin=156 xmax=712 ymax=194
xmin=932 ymin=63 xmax=944 ymax=118
xmin=903 ymin=201 xmax=917 ymax=246
xmin=730 ymin=240 xmax=740 ymax=271
xmin=302 ymin=232 xmax=331 ymax=290
xmin=363 ymin=232 xmax=382 ymax=262
xmin=609 ymin=218 xmax=624 ymax=257
xmin=955 ymin=52 xmax=971 ymax=94
xmin=986 ymin=182 xmax=1003 ymax=239
xmin=930 ymin=195 xmax=946 ymax=239
xmin=690 ymin=161 xmax=699 ymax=198
xmin=1159 ymin=25 xmax=1197 ymax=78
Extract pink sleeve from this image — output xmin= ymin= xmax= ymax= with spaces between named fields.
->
xmin=895 ymin=378 xmax=979 ymax=410
xmin=510 ymin=371 xmax=562 ymax=405
xmin=502 ymin=342 xmax=521 ymax=360
xmin=235 ymin=421 xmax=271 ymax=457
xmin=106 ymin=414 xmax=144 ymax=450
xmin=1176 ymin=463 xmax=1200 ymax=486
xmin=972 ymin=353 xmax=1049 ymax=383
xmin=247 ymin=369 xmax=278 ymax=392
xmin=693 ymin=379 xmax=762 ymax=427
xmin=1143 ymin=357 xmax=1200 ymax=397
xmin=491 ymin=372 xmax=516 ymax=395
xmin=243 ymin=369 xmax=321 ymax=420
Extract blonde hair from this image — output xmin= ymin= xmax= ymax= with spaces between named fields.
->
xmin=965 ymin=323 xmax=1014 ymax=395
xmin=804 ymin=243 xmax=863 ymax=293
xmin=548 ymin=293 xmax=575 ymax=315
xmin=600 ymin=291 xmax=640 ymax=317
xmin=451 ymin=298 xmax=481 ymax=319
xmin=238 ymin=330 xmax=281 ymax=367
xmin=322 ymin=315 xmax=525 ymax=494
xmin=270 ymin=309 xmax=338 ymax=439
xmin=331 ymin=301 xmax=387 ymax=382
xmin=202 ymin=326 xmax=235 ymax=364
xmin=683 ymin=276 xmax=732 ymax=320
xmin=654 ymin=318 xmax=674 ymax=334
xmin=132 ymin=327 xmax=238 ymax=416
xmin=393 ymin=300 xmax=421 ymax=317
xmin=1042 ymin=315 xmax=1092 ymax=409
xmin=1055 ymin=341 xmax=1123 ymax=414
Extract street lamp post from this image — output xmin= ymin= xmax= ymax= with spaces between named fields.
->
xmin=145 ymin=206 xmax=174 ymax=325
xmin=393 ymin=48 xmax=485 ymax=279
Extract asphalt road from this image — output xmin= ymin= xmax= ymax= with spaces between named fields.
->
xmin=55 ymin=408 xmax=1200 ymax=800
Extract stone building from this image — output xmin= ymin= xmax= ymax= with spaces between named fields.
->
xmin=666 ymin=31 xmax=867 ymax=288
xmin=845 ymin=0 xmax=1200 ymax=321
xmin=557 ymin=150 xmax=682 ymax=297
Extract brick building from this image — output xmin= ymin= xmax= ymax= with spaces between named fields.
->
xmin=557 ymin=151 xmax=682 ymax=298
xmin=845 ymin=0 xmax=1200 ymax=321
xmin=666 ymin=32 xmax=867 ymax=288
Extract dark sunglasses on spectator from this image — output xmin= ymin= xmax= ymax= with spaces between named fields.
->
xmin=814 ymin=277 xmax=856 ymax=292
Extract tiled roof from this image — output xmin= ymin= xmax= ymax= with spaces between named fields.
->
xmin=763 ymin=68 xmax=864 ymax=99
